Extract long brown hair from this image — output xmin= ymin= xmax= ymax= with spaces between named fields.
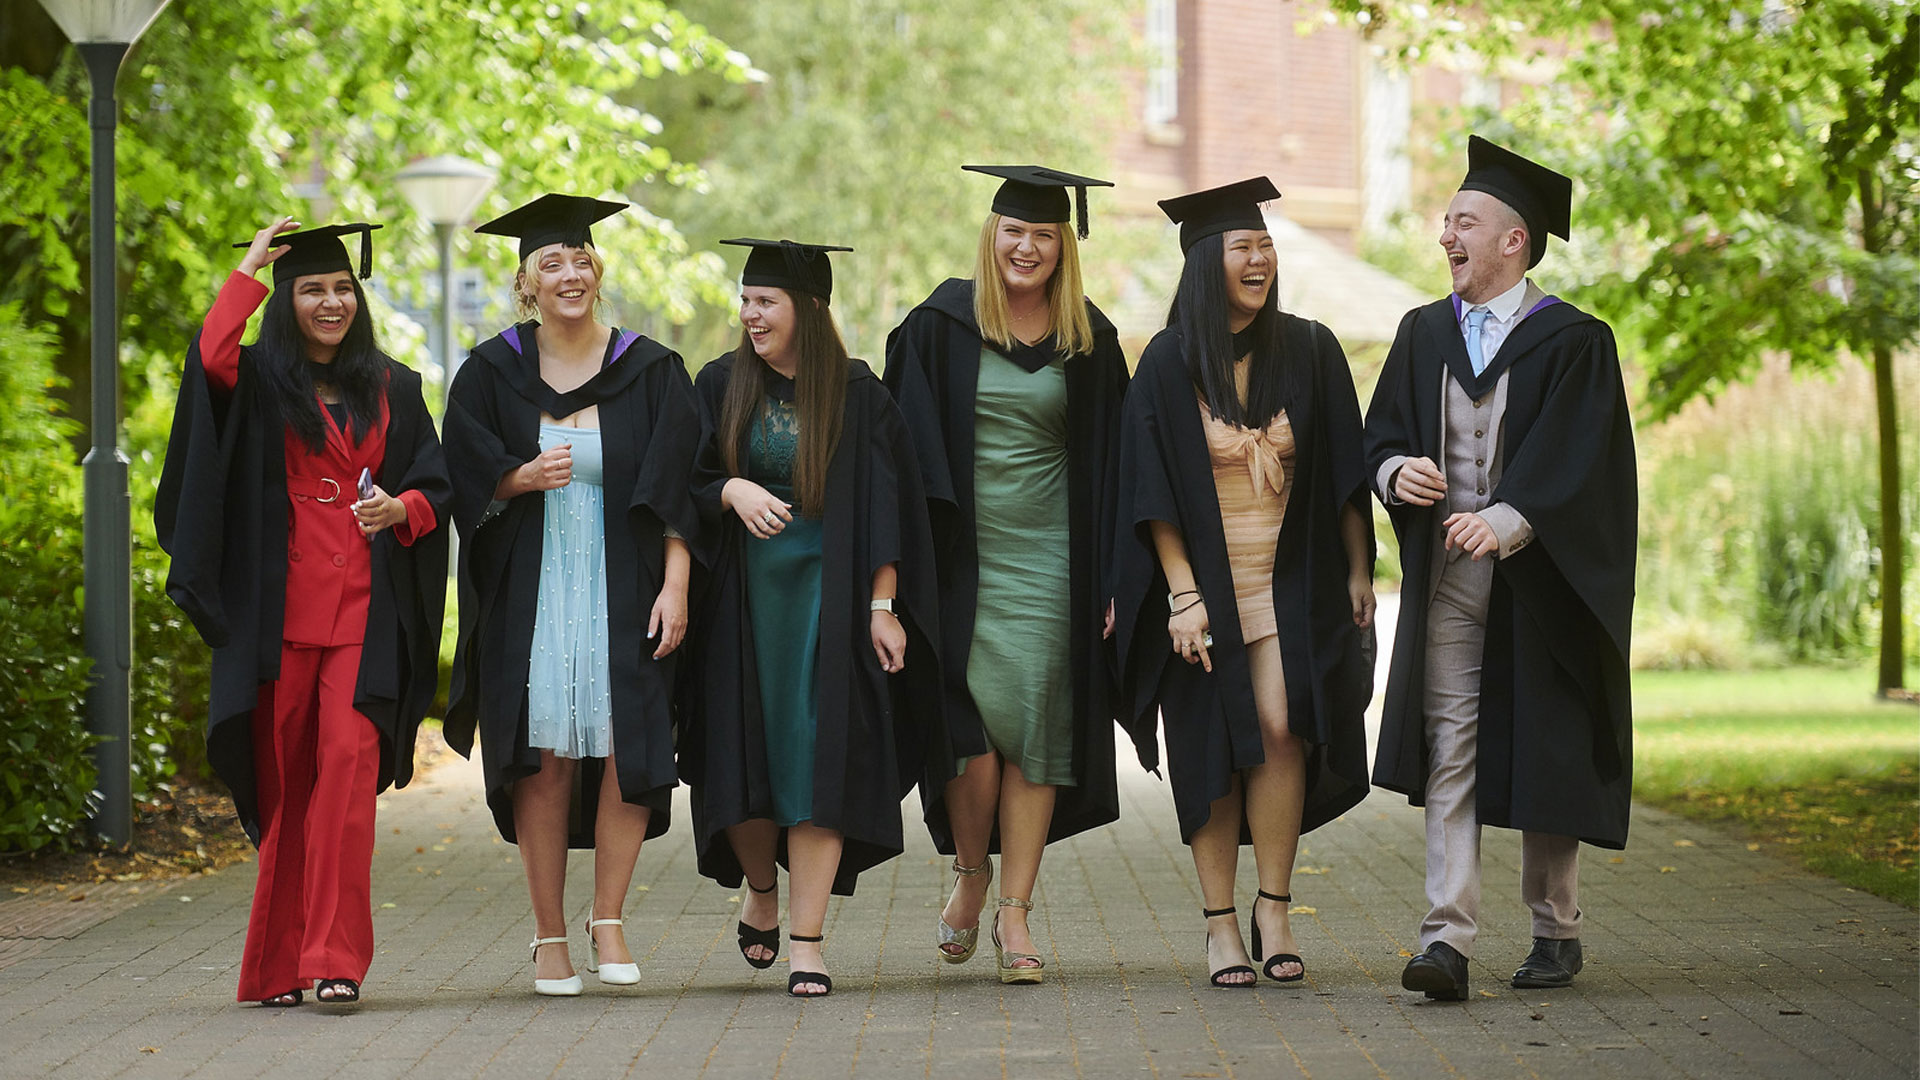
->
xmin=971 ymin=212 xmax=1096 ymax=357
xmin=718 ymin=290 xmax=849 ymax=516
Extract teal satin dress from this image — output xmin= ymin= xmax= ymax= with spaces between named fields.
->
xmin=743 ymin=390 xmax=825 ymax=825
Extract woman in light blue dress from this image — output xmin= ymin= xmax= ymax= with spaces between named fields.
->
xmin=446 ymin=195 xmax=702 ymax=997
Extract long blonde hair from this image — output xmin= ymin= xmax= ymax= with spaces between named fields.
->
xmin=512 ymin=245 xmax=613 ymax=322
xmin=971 ymin=213 xmax=1096 ymax=357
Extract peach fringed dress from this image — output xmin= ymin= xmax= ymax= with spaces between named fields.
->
xmin=1197 ymin=393 xmax=1295 ymax=645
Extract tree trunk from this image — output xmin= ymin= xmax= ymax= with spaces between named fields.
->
xmin=1870 ymin=338 xmax=1905 ymax=694
xmin=1860 ymin=171 xmax=1907 ymax=694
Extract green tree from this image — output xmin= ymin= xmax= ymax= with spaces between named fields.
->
xmin=1 ymin=0 xmax=753 ymax=446
xmin=0 ymin=2 xmax=751 ymax=838
xmin=1336 ymin=0 xmax=1919 ymax=692
xmin=639 ymin=0 xmax=1133 ymax=362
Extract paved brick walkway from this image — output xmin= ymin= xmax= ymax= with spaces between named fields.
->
xmin=3 ymin=596 xmax=1914 ymax=1078
xmin=2 ymin=751 xmax=1913 ymax=1079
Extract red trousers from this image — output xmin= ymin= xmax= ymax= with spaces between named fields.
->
xmin=236 ymin=642 xmax=380 ymax=1001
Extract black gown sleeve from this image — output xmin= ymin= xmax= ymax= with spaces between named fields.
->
xmin=1361 ymin=308 xmax=1426 ymax=524
xmin=1109 ymin=333 xmax=1188 ymax=769
xmin=1488 ymin=323 xmax=1637 ymax=657
xmin=626 ymin=353 xmax=705 ymax=557
xmin=154 ymin=334 xmax=237 ymax=646
xmin=370 ymin=365 xmax=453 ymax=791
xmin=443 ymin=356 xmax=527 ymax=537
xmin=880 ymin=309 xmax=961 ymax=509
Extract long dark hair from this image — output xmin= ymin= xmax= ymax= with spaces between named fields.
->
xmin=1164 ymin=232 xmax=1299 ymax=429
xmin=254 ymin=277 xmax=385 ymax=453
xmin=718 ymin=290 xmax=849 ymax=517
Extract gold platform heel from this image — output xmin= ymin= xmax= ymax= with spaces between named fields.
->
xmin=992 ymin=897 xmax=1045 ymax=985
xmin=936 ymin=856 xmax=993 ymax=964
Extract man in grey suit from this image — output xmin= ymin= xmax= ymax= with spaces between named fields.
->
xmin=1363 ymin=136 xmax=1638 ymax=1001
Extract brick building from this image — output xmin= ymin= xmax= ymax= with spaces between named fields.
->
xmin=1102 ymin=0 xmax=1523 ymax=344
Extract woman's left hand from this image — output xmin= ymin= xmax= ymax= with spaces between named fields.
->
xmin=1348 ymin=573 xmax=1377 ymax=629
xmin=353 ymin=486 xmax=408 ymax=536
xmin=1103 ymin=599 xmax=1116 ymax=640
xmin=871 ymin=610 xmax=906 ymax=673
xmin=649 ymin=585 xmax=689 ymax=659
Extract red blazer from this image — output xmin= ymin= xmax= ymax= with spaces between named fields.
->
xmin=202 ymin=272 xmax=436 ymax=646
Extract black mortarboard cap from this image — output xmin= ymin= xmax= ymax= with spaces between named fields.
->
xmin=473 ymin=193 xmax=629 ymax=261
xmin=233 ymin=223 xmax=382 ymax=287
xmin=962 ymin=164 xmax=1114 ymax=240
xmin=721 ymin=238 xmax=853 ymax=302
xmin=1457 ymin=135 xmax=1572 ymax=268
xmin=1156 ymin=177 xmax=1281 ymax=253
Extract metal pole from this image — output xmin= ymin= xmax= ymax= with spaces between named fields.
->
xmin=78 ymin=41 xmax=132 ymax=846
xmin=436 ymin=221 xmax=457 ymax=407
xmin=435 ymin=221 xmax=459 ymax=579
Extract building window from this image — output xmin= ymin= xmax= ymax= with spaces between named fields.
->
xmin=1144 ymin=0 xmax=1179 ymax=127
xmin=1362 ymin=59 xmax=1412 ymax=233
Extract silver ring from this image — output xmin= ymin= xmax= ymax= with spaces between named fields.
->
xmin=1202 ymin=633 xmax=1214 ymax=648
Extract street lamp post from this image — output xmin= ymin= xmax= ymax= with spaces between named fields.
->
xmin=393 ymin=155 xmax=497 ymax=403
xmin=38 ymin=0 xmax=174 ymax=847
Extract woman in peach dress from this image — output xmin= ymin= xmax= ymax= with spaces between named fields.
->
xmin=1113 ymin=178 xmax=1377 ymax=990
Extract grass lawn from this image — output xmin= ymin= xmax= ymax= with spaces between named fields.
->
xmin=1634 ymin=666 xmax=1919 ymax=908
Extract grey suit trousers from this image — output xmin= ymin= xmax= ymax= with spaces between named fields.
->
xmin=1420 ymin=555 xmax=1581 ymax=956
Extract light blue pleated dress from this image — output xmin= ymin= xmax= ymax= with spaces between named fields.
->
xmin=526 ymin=423 xmax=614 ymax=759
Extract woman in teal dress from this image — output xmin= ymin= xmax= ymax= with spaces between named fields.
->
xmin=685 ymin=238 xmax=939 ymax=998
xmin=883 ymin=166 xmax=1130 ymax=984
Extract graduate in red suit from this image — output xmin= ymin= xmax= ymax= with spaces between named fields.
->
xmin=156 ymin=217 xmax=451 ymax=1006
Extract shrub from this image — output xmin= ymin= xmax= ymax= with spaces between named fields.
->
xmin=1635 ymin=354 xmax=1918 ymax=668
xmin=0 ymin=307 xmax=99 ymax=851
xmin=0 ymin=305 xmax=220 ymax=853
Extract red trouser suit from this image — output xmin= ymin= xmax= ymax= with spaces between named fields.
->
xmin=202 ymin=273 xmax=437 ymax=1000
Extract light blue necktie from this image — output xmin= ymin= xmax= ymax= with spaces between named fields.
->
xmin=1465 ymin=306 xmax=1491 ymax=376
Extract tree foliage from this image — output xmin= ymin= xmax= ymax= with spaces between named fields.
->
xmin=640 ymin=0 xmax=1133 ymax=361
xmin=1334 ymin=0 xmax=1918 ymax=688
xmin=1336 ymin=0 xmax=1917 ymax=411
xmin=0 ymin=1 xmax=753 ymax=847
xmin=1 ymin=1 xmax=754 ymax=441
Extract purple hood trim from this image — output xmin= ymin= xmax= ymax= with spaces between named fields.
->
xmin=500 ymin=324 xmax=639 ymax=368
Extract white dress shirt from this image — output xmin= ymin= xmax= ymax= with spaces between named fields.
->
xmin=1460 ymin=276 xmax=1530 ymax=365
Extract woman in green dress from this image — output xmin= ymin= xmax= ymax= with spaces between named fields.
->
xmin=685 ymin=239 xmax=938 ymax=998
xmin=883 ymin=167 xmax=1130 ymax=984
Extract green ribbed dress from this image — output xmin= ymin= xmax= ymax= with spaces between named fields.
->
xmin=743 ymin=388 xmax=825 ymax=826
xmin=966 ymin=348 xmax=1076 ymax=786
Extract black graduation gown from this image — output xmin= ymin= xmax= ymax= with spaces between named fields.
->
xmin=442 ymin=323 xmax=703 ymax=846
xmin=1111 ymin=317 xmax=1375 ymax=843
xmin=155 ymin=339 xmax=451 ymax=845
xmin=680 ymin=354 xmax=940 ymax=896
xmin=1363 ymin=296 xmax=1637 ymax=848
xmin=881 ymin=278 xmax=1126 ymax=852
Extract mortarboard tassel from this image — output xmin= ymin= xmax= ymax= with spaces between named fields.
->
xmin=1075 ymin=185 xmax=1091 ymax=240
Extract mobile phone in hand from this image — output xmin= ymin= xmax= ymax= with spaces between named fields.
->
xmin=357 ymin=467 xmax=374 ymax=501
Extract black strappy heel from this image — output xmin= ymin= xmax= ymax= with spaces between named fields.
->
xmin=1250 ymin=890 xmax=1305 ymax=983
xmin=786 ymin=933 xmax=832 ymax=997
xmin=737 ymin=878 xmax=780 ymax=970
xmin=257 ymin=989 xmax=302 ymax=1007
xmin=314 ymin=978 xmax=360 ymax=1004
xmin=1203 ymin=906 xmax=1256 ymax=988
